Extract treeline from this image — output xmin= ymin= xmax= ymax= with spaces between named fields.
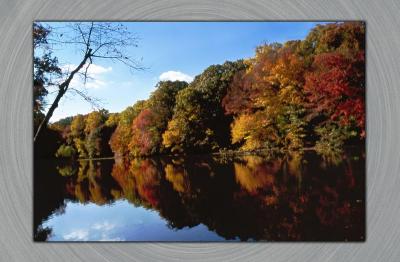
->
xmin=52 ymin=109 xmax=115 ymax=158
xmin=49 ymin=22 xmax=365 ymax=159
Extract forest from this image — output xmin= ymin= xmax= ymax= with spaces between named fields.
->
xmin=34 ymin=22 xmax=365 ymax=160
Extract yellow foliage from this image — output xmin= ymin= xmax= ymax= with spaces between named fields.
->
xmin=70 ymin=114 xmax=85 ymax=137
xmin=84 ymin=111 xmax=103 ymax=134
xmin=231 ymin=114 xmax=256 ymax=144
xmin=231 ymin=112 xmax=278 ymax=151
xmin=162 ymin=119 xmax=182 ymax=149
xmin=105 ymin=113 xmax=119 ymax=127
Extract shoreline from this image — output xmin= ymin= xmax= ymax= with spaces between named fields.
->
xmin=37 ymin=144 xmax=365 ymax=161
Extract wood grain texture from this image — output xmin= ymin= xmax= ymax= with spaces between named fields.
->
xmin=0 ymin=0 xmax=399 ymax=261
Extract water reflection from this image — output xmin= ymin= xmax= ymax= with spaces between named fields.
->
xmin=34 ymin=150 xmax=365 ymax=241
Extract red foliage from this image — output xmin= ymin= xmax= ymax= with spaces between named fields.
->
xmin=130 ymin=109 xmax=157 ymax=156
xmin=305 ymin=51 xmax=365 ymax=136
xmin=133 ymin=108 xmax=153 ymax=130
xmin=222 ymin=70 xmax=257 ymax=115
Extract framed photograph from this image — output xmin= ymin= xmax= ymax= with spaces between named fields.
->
xmin=33 ymin=21 xmax=365 ymax=242
xmin=2 ymin=0 xmax=400 ymax=261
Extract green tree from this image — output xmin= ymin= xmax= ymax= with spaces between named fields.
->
xmin=163 ymin=61 xmax=246 ymax=153
xmin=33 ymin=23 xmax=62 ymax=131
xmin=84 ymin=110 xmax=109 ymax=158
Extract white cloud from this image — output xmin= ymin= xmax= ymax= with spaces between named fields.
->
xmin=85 ymin=64 xmax=112 ymax=75
xmin=61 ymin=221 xmax=120 ymax=241
xmin=63 ymin=229 xmax=89 ymax=241
xmin=85 ymin=79 xmax=107 ymax=89
xmin=61 ymin=63 xmax=112 ymax=76
xmin=159 ymin=71 xmax=193 ymax=82
xmin=92 ymin=221 xmax=115 ymax=231
xmin=60 ymin=63 xmax=112 ymax=89
xmin=92 ymin=221 xmax=122 ymax=241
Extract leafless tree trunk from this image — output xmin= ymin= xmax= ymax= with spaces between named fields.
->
xmin=34 ymin=50 xmax=92 ymax=141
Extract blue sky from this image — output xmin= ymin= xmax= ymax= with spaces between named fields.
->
xmin=39 ymin=22 xmax=326 ymax=121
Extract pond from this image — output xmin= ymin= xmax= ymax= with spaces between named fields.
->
xmin=34 ymin=149 xmax=365 ymax=241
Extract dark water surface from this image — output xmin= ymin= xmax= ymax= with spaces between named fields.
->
xmin=34 ymin=150 xmax=365 ymax=241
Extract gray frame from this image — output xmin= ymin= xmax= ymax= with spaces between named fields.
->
xmin=0 ymin=0 xmax=398 ymax=261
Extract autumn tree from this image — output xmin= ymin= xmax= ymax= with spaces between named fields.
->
xmin=162 ymin=61 xmax=246 ymax=153
xmin=68 ymin=114 xmax=87 ymax=157
xmin=224 ymin=22 xmax=365 ymax=153
xmin=55 ymin=110 xmax=114 ymax=159
xmin=298 ymin=22 xmax=365 ymax=60
xmin=300 ymin=22 xmax=365 ymax=154
xmin=109 ymin=100 xmax=146 ymax=157
xmin=47 ymin=22 xmax=365 ymax=158
xmin=224 ymin=43 xmax=307 ymax=151
xmin=129 ymin=81 xmax=188 ymax=156
xmin=84 ymin=110 xmax=109 ymax=158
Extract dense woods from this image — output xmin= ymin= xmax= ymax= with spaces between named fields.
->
xmin=35 ymin=22 xmax=365 ymax=159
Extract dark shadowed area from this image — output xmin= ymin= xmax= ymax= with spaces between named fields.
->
xmin=34 ymin=148 xmax=364 ymax=242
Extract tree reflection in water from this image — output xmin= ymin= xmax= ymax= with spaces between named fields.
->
xmin=34 ymin=149 xmax=364 ymax=241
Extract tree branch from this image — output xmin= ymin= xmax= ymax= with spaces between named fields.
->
xmin=70 ymin=88 xmax=103 ymax=109
xmin=34 ymin=22 xmax=144 ymax=142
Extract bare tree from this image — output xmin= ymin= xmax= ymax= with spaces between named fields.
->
xmin=34 ymin=22 xmax=143 ymax=142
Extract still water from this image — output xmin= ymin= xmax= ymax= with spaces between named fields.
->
xmin=34 ymin=150 xmax=365 ymax=241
